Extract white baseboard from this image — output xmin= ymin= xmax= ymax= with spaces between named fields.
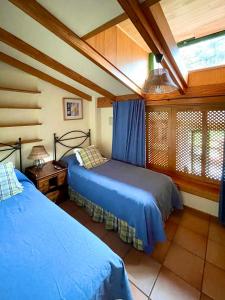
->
xmin=181 ymin=191 xmax=219 ymax=216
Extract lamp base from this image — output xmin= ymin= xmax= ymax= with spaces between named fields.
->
xmin=33 ymin=159 xmax=45 ymax=169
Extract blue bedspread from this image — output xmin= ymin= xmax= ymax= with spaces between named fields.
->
xmin=0 ymin=170 xmax=132 ymax=300
xmin=64 ymin=156 xmax=183 ymax=253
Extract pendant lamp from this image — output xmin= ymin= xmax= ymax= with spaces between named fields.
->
xmin=142 ymin=54 xmax=178 ymax=95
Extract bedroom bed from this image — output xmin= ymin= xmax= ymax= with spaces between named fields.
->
xmin=0 ymin=142 xmax=132 ymax=300
xmin=54 ymin=130 xmax=183 ymax=254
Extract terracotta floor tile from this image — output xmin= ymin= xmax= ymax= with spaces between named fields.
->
xmin=200 ymin=293 xmax=213 ymax=300
xmin=202 ymin=262 xmax=225 ymax=300
xmin=165 ymin=220 xmax=178 ymax=241
xmin=129 ymin=282 xmax=148 ymax=300
xmin=164 ymin=244 xmax=204 ymax=289
xmin=168 ymin=209 xmax=184 ymax=224
xmin=69 ymin=208 xmax=90 ymax=225
xmin=103 ymin=231 xmax=131 ymax=258
xmin=125 ymin=248 xmax=161 ymax=296
xmin=206 ymin=240 xmax=225 ymax=271
xmin=151 ymin=240 xmax=171 ymax=263
xmin=174 ymin=226 xmax=207 ymax=258
xmin=180 ymin=211 xmax=209 ymax=237
xmin=184 ymin=207 xmax=210 ymax=221
xmin=208 ymin=221 xmax=225 ymax=247
xmin=209 ymin=215 xmax=219 ymax=223
xmin=59 ymin=200 xmax=78 ymax=212
xmin=150 ymin=267 xmax=200 ymax=300
xmin=85 ymin=220 xmax=107 ymax=239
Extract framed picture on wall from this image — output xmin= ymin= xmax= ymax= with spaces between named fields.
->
xmin=63 ymin=98 xmax=83 ymax=120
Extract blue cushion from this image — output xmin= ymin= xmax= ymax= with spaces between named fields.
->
xmin=0 ymin=162 xmax=23 ymax=201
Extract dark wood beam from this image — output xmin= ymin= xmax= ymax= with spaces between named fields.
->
xmin=117 ymin=0 xmax=188 ymax=93
xmin=82 ymin=0 xmax=161 ymax=40
xmin=0 ymin=28 xmax=115 ymax=99
xmin=97 ymin=93 xmax=143 ymax=107
xmin=97 ymin=84 xmax=225 ymax=107
xmin=9 ymin=0 xmax=142 ymax=96
xmin=144 ymin=3 xmax=188 ymax=88
xmin=0 ymin=52 xmax=92 ymax=100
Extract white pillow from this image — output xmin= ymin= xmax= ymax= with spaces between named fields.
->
xmin=73 ymin=148 xmax=84 ymax=166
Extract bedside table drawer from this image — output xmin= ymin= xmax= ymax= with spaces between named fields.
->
xmin=57 ymin=172 xmax=66 ymax=186
xmin=37 ymin=179 xmax=49 ymax=193
xmin=46 ymin=190 xmax=59 ymax=202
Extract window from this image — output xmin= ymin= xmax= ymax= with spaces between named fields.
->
xmin=178 ymin=34 xmax=225 ymax=71
xmin=146 ymin=110 xmax=169 ymax=168
xmin=146 ymin=105 xmax=225 ymax=185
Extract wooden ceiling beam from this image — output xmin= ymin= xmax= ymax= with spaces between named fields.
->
xmin=82 ymin=0 xmax=161 ymax=40
xmin=97 ymin=83 xmax=225 ymax=107
xmin=117 ymin=0 xmax=188 ymax=93
xmin=0 ymin=28 xmax=115 ymax=99
xmin=97 ymin=93 xmax=143 ymax=108
xmin=144 ymin=3 xmax=188 ymax=88
xmin=0 ymin=52 xmax=92 ymax=100
xmin=9 ymin=0 xmax=142 ymax=96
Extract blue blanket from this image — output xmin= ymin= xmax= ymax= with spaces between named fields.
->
xmin=0 ymin=170 xmax=132 ymax=300
xmin=64 ymin=156 xmax=183 ymax=253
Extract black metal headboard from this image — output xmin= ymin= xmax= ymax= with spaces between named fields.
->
xmin=54 ymin=130 xmax=91 ymax=161
xmin=0 ymin=138 xmax=22 ymax=171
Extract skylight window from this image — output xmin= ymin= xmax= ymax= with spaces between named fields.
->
xmin=178 ymin=34 xmax=225 ymax=71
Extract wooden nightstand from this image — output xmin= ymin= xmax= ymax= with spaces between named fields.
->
xmin=25 ymin=161 xmax=68 ymax=203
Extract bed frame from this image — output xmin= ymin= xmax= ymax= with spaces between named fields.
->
xmin=53 ymin=130 xmax=91 ymax=161
xmin=0 ymin=139 xmax=22 ymax=171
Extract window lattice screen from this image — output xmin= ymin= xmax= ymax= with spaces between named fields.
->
xmin=206 ymin=110 xmax=225 ymax=180
xmin=147 ymin=111 xmax=169 ymax=167
xmin=176 ymin=111 xmax=203 ymax=176
xmin=146 ymin=105 xmax=225 ymax=183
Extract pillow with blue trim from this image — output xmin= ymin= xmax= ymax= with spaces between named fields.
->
xmin=0 ymin=162 xmax=23 ymax=201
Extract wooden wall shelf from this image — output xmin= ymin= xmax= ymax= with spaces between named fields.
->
xmin=0 ymin=86 xmax=41 ymax=94
xmin=0 ymin=122 xmax=42 ymax=128
xmin=0 ymin=105 xmax=42 ymax=109
xmin=0 ymin=139 xmax=43 ymax=148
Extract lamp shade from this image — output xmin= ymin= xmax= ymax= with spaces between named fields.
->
xmin=27 ymin=145 xmax=49 ymax=160
xmin=142 ymin=68 xmax=178 ymax=95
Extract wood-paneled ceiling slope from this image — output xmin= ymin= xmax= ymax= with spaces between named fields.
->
xmin=0 ymin=0 xmax=138 ymax=101
xmin=0 ymin=0 xmax=225 ymax=106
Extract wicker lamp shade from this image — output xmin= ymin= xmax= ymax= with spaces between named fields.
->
xmin=142 ymin=53 xmax=178 ymax=95
xmin=142 ymin=68 xmax=178 ymax=94
xmin=27 ymin=145 xmax=49 ymax=160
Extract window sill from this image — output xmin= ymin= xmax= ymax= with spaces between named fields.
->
xmin=147 ymin=166 xmax=219 ymax=202
xmin=172 ymin=176 xmax=219 ymax=202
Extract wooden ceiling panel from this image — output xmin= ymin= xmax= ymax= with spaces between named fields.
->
xmin=158 ymin=0 xmax=225 ymax=42
xmin=117 ymin=0 xmax=225 ymax=50
xmin=117 ymin=19 xmax=150 ymax=52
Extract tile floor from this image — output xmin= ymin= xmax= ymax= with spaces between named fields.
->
xmin=59 ymin=201 xmax=225 ymax=300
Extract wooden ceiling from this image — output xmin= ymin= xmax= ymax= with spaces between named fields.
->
xmin=118 ymin=0 xmax=225 ymax=50
xmin=1 ymin=0 xmax=224 ymax=103
xmin=117 ymin=19 xmax=150 ymax=52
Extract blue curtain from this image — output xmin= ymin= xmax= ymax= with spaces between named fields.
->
xmin=112 ymin=99 xmax=145 ymax=167
xmin=219 ymin=141 xmax=225 ymax=225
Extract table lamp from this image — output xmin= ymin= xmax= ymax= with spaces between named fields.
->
xmin=27 ymin=145 xmax=50 ymax=168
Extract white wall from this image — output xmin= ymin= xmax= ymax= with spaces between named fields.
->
xmin=0 ymin=63 xmax=91 ymax=168
xmin=97 ymin=106 xmax=219 ymax=216
xmin=97 ymin=107 xmax=113 ymax=157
